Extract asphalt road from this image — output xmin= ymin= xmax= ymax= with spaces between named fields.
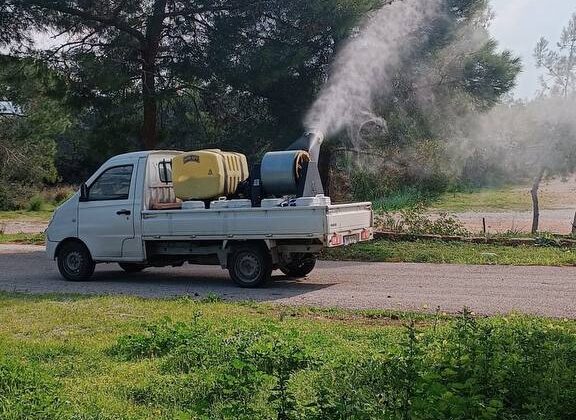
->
xmin=1 ymin=244 xmax=575 ymax=318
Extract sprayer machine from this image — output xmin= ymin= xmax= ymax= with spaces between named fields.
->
xmin=169 ymin=131 xmax=326 ymax=207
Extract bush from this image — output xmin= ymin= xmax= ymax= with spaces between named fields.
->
xmin=113 ymin=314 xmax=576 ymax=419
xmin=376 ymin=204 xmax=470 ymax=236
xmin=26 ymin=195 xmax=46 ymax=212
xmin=110 ymin=315 xmax=206 ymax=360
xmin=372 ymin=187 xmax=427 ymax=212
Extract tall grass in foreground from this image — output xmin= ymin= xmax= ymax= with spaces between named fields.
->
xmin=1 ymin=303 xmax=574 ymax=419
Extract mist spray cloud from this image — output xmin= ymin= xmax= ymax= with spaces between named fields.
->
xmin=305 ymin=0 xmax=441 ymax=144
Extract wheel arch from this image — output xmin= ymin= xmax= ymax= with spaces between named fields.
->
xmin=225 ymin=239 xmax=272 ymax=265
xmin=54 ymin=238 xmax=91 ymax=260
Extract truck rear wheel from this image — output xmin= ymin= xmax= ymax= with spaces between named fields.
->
xmin=118 ymin=263 xmax=147 ymax=273
xmin=57 ymin=241 xmax=95 ymax=281
xmin=280 ymin=255 xmax=317 ymax=278
xmin=228 ymin=244 xmax=272 ymax=288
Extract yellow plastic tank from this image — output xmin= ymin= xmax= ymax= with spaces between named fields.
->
xmin=172 ymin=149 xmax=249 ymax=200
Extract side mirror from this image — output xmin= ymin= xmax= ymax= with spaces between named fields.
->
xmin=79 ymin=183 xmax=89 ymax=202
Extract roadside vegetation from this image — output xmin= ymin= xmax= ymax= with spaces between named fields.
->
xmin=432 ymin=186 xmax=532 ymax=212
xmin=324 ymin=239 xmax=576 ymax=266
xmin=0 ymin=210 xmax=54 ymax=222
xmin=430 ymin=184 xmax=572 ymax=213
xmin=0 ymin=232 xmax=45 ymax=245
xmin=0 ymin=293 xmax=575 ymax=419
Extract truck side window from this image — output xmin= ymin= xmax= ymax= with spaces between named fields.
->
xmin=88 ymin=165 xmax=133 ymax=201
xmin=158 ymin=160 xmax=172 ymax=183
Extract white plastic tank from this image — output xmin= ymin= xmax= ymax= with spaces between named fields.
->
xmin=182 ymin=201 xmax=206 ymax=210
xmin=295 ymin=194 xmax=331 ymax=207
xmin=261 ymin=198 xmax=285 ymax=208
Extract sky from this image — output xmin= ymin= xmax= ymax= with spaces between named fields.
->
xmin=489 ymin=0 xmax=576 ymax=99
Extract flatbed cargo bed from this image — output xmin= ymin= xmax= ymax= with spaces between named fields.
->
xmin=141 ymin=202 xmax=373 ymax=244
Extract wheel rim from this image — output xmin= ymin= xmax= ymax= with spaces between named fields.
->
xmin=235 ymin=252 xmax=261 ymax=283
xmin=64 ymin=251 xmax=82 ymax=275
xmin=295 ymin=259 xmax=310 ymax=269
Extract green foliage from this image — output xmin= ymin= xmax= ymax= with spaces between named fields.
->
xmin=1 ymin=294 xmax=576 ymax=419
xmin=462 ymin=40 xmax=522 ymax=109
xmin=534 ymin=13 xmax=576 ymax=97
xmin=110 ymin=316 xmax=206 ymax=360
xmin=324 ymin=238 xmax=576 ymax=266
xmin=391 ymin=205 xmax=471 ymax=236
xmin=0 ymin=57 xmax=70 ymax=210
xmin=372 ymin=188 xmax=429 ymax=212
xmin=111 ymin=314 xmax=576 ymax=419
xmin=26 ymin=195 xmax=46 ymax=212
xmin=346 ymin=140 xmax=452 ymax=208
xmin=4 ymin=0 xmax=522 ymax=196
xmin=0 ymin=357 xmax=67 ymax=419
xmin=0 ymin=233 xmax=45 ymax=245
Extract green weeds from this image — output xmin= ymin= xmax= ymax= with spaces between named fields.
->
xmin=0 ymin=295 xmax=575 ymax=419
xmin=0 ymin=232 xmax=45 ymax=245
xmin=114 ymin=312 xmax=576 ymax=419
xmin=324 ymin=239 xmax=576 ymax=266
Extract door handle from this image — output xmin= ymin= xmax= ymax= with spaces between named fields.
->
xmin=116 ymin=209 xmax=131 ymax=215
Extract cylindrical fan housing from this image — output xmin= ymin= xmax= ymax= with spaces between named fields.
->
xmin=260 ymin=150 xmax=310 ymax=196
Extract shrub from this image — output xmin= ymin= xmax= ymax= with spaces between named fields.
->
xmin=26 ymin=195 xmax=46 ymax=212
xmin=110 ymin=315 xmax=206 ymax=360
xmin=51 ymin=186 xmax=75 ymax=204
xmin=114 ymin=314 xmax=576 ymax=420
xmin=372 ymin=187 xmax=427 ymax=212
xmin=376 ymin=204 xmax=470 ymax=236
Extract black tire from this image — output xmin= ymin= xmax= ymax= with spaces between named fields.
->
xmin=57 ymin=241 xmax=95 ymax=281
xmin=228 ymin=244 xmax=272 ymax=288
xmin=280 ymin=255 xmax=316 ymax=278
xmin=118 ymin=263 xmax=147 ymax=273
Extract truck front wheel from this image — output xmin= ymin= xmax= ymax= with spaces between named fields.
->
xmin=280 ymin=255 xmax=317 ymax=278
xmin=57 ymin=241 xmax=95 ymax=281
xmin=228 ymin=244 xmax=272 ymax=288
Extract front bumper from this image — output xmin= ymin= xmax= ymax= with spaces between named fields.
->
xmin=46 ymin=240 xmax=58 ymax=260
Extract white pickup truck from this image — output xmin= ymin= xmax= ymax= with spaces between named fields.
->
xmin=46 ymin=150 xmax=373 ymax=287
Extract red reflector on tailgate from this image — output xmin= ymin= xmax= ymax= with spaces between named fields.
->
xmin=330 ymin=233 xmax=343 ymax=246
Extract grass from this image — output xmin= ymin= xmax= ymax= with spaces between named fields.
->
xmin=371 ymin=188 xmax=432 ymax=212
xmin=433 ymin=187 xmax=529 ymax=212
xmin=0 ymin=232 xmax=45 ymax=245
xmin=324 ymin=239 xmax=576 ymax=266
xmin=0 ymin=209 xmax=54 ymax=222
xmin=0 ymin=293 xmax=575 ymax=419
xmin=432 ymin=186 xmax=559 ymax=212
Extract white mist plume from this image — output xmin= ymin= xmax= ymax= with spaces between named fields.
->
xmin=305 ymin=0 xmax=441 ymax=145
xmin=453 ymin=95 xmax=576 ymax=179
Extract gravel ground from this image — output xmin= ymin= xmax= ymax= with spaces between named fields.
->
xmin=1 ymin=244 xmax=575 ymax=318
xmin=0 ymin=220 xmax=48 ymax=234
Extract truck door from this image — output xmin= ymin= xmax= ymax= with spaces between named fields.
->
xmin=78 ymin=164 xmax=136 ymax=259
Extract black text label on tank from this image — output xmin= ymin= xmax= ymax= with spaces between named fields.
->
xmin=183 ymin=155 xmax=200 ymax=164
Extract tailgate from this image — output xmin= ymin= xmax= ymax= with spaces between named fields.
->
xmin=325 ymin=202 xmax=373 ymax=247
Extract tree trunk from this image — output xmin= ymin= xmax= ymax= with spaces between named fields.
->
xmin=142 ymin=59 xmax=158 ymax=150
xmin=531 ymin=167 xmax=546 ymax=234
xmin=572 ymin=211 xmax=576 ymax=236
xmin=140 ymin=0 xmax=168 ymax=150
